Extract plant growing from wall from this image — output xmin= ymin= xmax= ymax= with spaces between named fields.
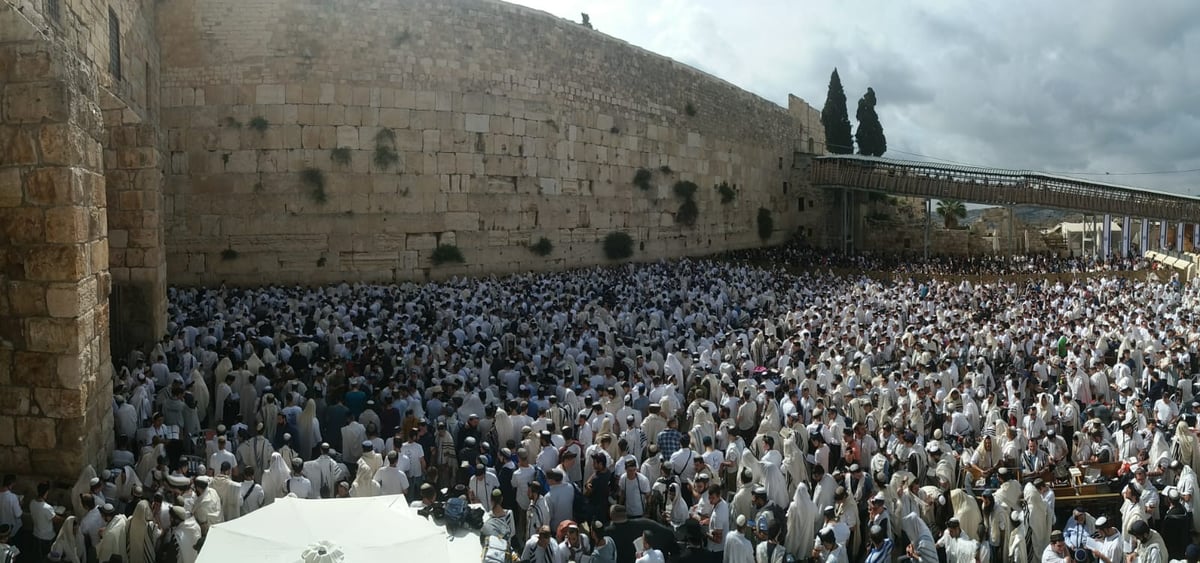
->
xmin=580 ymin=13 xmax=593 ymax=29
xmin=659 ymin=165 xmax=673 ymax=175
xmin=394 ymin=30 xmax=411 ymax=47
xmin=374 ymin=129 xmax=399 ymax=170
xmin=603 ymin=231 xmax=634 ymax=260
xmin=673 ymin=181 xmax=699 ymax=226
xmin=301 ymin=167 xmax=327 ymax=204
xmin=633 ymin=168 xmax=652 ymax=191
xmin=221 ymin=248 xmax=239 ymax=261
xmin=717 ymin=182 xmax=736 ymax=204
xmin=757 ymin=207 xmax=774 ymax=242
xmin=610 ymin=126 xmax=620 ymax=134
xmin=684 ymin=102 xmax=697 ymax=117
xmin=248 ymin=116 xmax=270 ymax=133
xmin=330 ymin=147 xmax=352 ymax=166
xmin=431 ymin=244 xmax=465 ymax=265
xmin=316 ymin=256 xmax=327 ymax=267
xmin=223 ymin=117 xmax=242 ymax=128
xmin=529 ymin=237 xmax=554 ymax=256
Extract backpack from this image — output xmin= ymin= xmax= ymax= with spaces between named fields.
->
xmin=444 ymin=496 xmax=468 ymax=529
xmin=532 ymin=466 xmax=550 ymax=494
xmin=571 ymin=481 xmax=591 ymax=522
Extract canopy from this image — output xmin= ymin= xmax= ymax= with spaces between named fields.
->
xmin=196 ymin=495 xmax=481 ymax=563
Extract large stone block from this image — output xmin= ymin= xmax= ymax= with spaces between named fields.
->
xmin=0 ymin=446 xmax=30 ymax=475
xmin=0 ymin=125 xmax=38 ymax=166
xmin=24 ymin=244 xmax=88 ymax=281
xmin=0 ymin=207 xmax=45 ymax=244
xmin=0 ymin=387 xmax=30 ymax=416
xmin=43 ymin=206 xmax=89 ymax=244
xmin=25 ymin=317 xmax=86 ymax=353
xmin=2 ymin=82 xmax=69 ymax=123
xmin=0 ymin=416 xmax=12 ymax=446
xmin=33 ymin=387 xmax=84 ymax=418
xmin=15 ymin=416 xmax=56 ymax=448
xmin=256 ymin=84 xmax=285 ymax=105
xmin=24 ymin=166 xmax=83 ymax=206
xmin=6 ymin=281 xmax=47 ymax=317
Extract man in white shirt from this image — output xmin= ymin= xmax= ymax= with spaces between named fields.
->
xmin=30 ymin=482 xmax=59 ymax=559
xmin=208 ymin=436 xmax=236 ymax=475
xmin=703 ymin=484 xmax=729 ymax=555
xmin=468 ymin=464 xmax=500 ymax=505
xmin=619 ymin=459 xmax=651 ymax=519
xmin=400 ymin=430 xmax=426 ymax=499
xmin=285 ymin=458 xmax=313 ymax=499
xmin=375 ymin=451 xmax=410 ymax=496
xmin=0 ymin=475 xmax=20 ymax=539
xmin=238 ymin=467 xmax=265 ymax=516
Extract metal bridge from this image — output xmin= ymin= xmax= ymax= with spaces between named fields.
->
xmin=811 ymin=155 xmax=1200 ymax=222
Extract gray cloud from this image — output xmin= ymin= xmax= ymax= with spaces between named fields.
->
xmin=513 ymin=0 xmax=1200 ymax=195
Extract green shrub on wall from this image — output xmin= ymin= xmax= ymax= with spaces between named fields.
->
xmin=529 ymin=237 xmax=554 ymax=256
xmin=603 ymin=232 xmax=634 ymax=260
xmin=301 ymin=168 xmax=327 ymax=204
xmin=431 ymin=244 xmax=465 ymax=265
xmin=374 ymin=129 xmax=399 ymax=170
xmin=717 ymin=182 xmax=736 ymax=204
xmin=248 ymin=116 xmax=269 ymax=133
xmin=757 ymin=207 xmax=774 ymax=241
xmin=220 ymin=248 xmax=238 ymax=261
xmin=633 ymin=168 xmax=652 ymax=191
xmin=673 ymin=181 xmax=699 ymax=226
xmin=330 ymin=147 xmax=352 ymax=165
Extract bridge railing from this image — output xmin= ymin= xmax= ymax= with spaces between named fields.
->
xmin=811 ymin=156 xmax=1200 ymax=221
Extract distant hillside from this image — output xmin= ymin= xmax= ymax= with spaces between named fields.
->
xmin=965 ymin=206 xmax=1077 ymax=228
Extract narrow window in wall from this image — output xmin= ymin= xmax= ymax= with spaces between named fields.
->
xmin=108 ymin=7 xmax=121 ymax=80
xmin=778 ymin=157 xmax=783 ymax=170
xmin=808 ymin=138 xmax=815 ymax=153
xmin=798 ymin=198 xmax=805 ymax=211
xmin=783 ymin=182 xmax=788 ymax=194
xmin=46 ymin=0 xmax=60 ymax=23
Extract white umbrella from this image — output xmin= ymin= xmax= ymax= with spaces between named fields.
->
xmin=197 ymin=495 xmax=475 ymax=563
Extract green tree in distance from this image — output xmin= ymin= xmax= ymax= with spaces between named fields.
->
xmin=936 ymin=200 xmax=967 ymax=229
xmin=821 ymin=68 xmax=853 ymax=154
xmin=855 ymin=87 xmax=887 ymax=157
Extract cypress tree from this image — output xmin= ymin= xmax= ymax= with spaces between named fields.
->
xmin=855 ymin=87 xmax=887 ymax=157
xmin=820 ymin=69 xmax=853 ymax=154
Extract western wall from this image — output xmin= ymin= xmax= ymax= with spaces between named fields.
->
xmin=1 ymin=0 xmax=829 ymax=479
xmin=157 ymin=0 xmax=828 ymax=285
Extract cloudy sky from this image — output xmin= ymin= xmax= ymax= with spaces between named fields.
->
xmin=510 ymin=0 xmax=1200 ymax=195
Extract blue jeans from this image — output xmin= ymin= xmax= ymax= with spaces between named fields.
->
xmin=409 ymin=475 xmax=424 ymax=499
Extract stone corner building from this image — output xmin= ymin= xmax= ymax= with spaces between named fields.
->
xmin=1 ymin=0 xmax=827 ymax=479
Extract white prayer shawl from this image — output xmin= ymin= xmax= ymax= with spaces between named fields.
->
xmin=261 ymin=452 xmax=290 ymax=505
xmin=944 ymin=534 xmax=980 ymax=563
xmin=902 ymin=512 xmax=939 ymax=563
xmin=731 ymin=483 xmax=756 ymax=529
xmin=1181 ymin=466 xmax=1200 ymax=533
xmin=360 ymin=450 xmax=383 ymax=477
xmin=116 ymin=465 xmax=143 ymax=502
xmin=51 ymin=515 xmax=84 ymax=563
xmin=812 ymin=474 xmax=837 ymax=512
xmin=298 ymin=399 xmax=319 ymax=459
xmin=724 ymin=529 xmax=756 ymax=563
xmin=126 ymin=501 xmax=159 ymax=563
xmin=951 ymin=489 xmax=983 ymax=541
xmin=779 ymin=430 xmax=808 ymax=493
xmin=174 ymin=517 xmax=203 ymax=563
xmin=494 ymin=410 xmax=515 ymax=450
xmin=1023 ymin=482 xmax=1051 ymax=558
xmin=1172 ymin=421 xmax=1200 ymax=469
xmin=759 ymin=401 xmax=782 ymax=436
xmin=341 ymin=422 xmax=366 ymax=464
xmin=97 ymin=514 xmax=129 ymax=563
xmin=666 ymin=483 xmax=689 ymax=527
xmin=350 ymin=459 xmax=381 ymax=497
xmin=71 ymin=465 xmax=97 ymax=518
xmin=762 ymin=460 xmax=790 ymax=509
xmin=211 ymin=475 xmax=242 ymax=522
xmin=784 ymin=484 xmax=817 ymax=559
xmin=191 ymin=375 xmax=210 ymax=427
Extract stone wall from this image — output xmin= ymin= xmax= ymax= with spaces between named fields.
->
xmin=156 ymin=0 xmax=829 ymax=284
xmin=0 ymin=3 xmax=115 ymax=479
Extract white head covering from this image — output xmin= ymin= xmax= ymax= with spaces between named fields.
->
xmin=126 ymin=500 xmax=158 ymax=563
xmin=50 ymin=515 xmax=83 ymax=563
xmin=784 ymin=483 xmax=817 ymax=558
xmin=261 ymin=452 xmax=290 ymax=504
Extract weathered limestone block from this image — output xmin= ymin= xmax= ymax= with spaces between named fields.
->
xmin=15 ymin=416 xmax=56 ymax=449
xmin=406 ymin=233 xmax=437 ymax=250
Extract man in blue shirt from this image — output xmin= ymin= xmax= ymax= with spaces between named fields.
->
xmin=864 ymin=525 xmax=893 ymax=563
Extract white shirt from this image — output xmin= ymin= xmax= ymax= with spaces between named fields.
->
xmin=209 ymin=450 xmax=237 ymax=474
xmin=708 ymin=499 xmax=730 ymax=552
xmin=30 ymin=499 xmax=56 ymax=541
xmin=401 ymin=442 xmax=425 ymax=477
xmin=0 ymin=490 xmax=21 ymax=536
xmin=470 ymin=473 xmax=500 ymax=504
xmin=375 ymin=465 xmax=410 ymax=495
xmin=619 ymin=473 xmax=651 ymax=517
xmin=285 ymin=476 xmax=312 ymax=498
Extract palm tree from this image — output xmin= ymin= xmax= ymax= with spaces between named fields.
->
xmin=935 ymin=199 xmax=967 ymax=229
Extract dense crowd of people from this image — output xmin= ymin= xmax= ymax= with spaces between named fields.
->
xmin=2 ymin=245 xmax=1198 ymax=563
